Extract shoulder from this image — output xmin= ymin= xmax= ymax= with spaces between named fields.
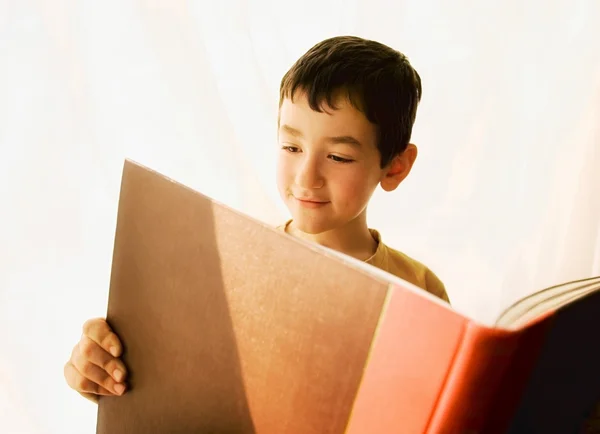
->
xmin=374 ymin=233 xmax=451 ymax=304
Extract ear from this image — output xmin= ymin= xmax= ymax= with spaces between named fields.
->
xmin=380 ymin=144 xmax=418 ymax=192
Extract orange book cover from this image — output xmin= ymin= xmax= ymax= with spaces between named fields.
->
xmin=96 ymin=160 xmax=600 ymax=433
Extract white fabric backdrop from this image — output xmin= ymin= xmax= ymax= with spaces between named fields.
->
xmin=1 ymin=1 xmax=599 ymax=432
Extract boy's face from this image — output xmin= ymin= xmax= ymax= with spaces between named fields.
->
xmin=276 ymin=91 xmax=387 ymax=234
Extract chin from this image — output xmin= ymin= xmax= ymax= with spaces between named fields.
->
xmin=291 ymin=217 xmax=335 ymax=235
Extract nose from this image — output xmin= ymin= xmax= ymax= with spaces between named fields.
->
xmin=295 ymin=154 xmax=324 ymax=189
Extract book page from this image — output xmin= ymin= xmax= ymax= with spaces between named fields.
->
xmin=495 ymin=276 xmax=600 ymax=328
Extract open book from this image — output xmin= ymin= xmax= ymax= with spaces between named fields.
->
xmin=96 ymin=159 xmax=600 ymax=434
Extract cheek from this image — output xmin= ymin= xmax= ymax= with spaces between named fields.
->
xmin=276 ymin=155 xmax=293 ymax=188
xmin=332 ymin=167 xmax=378 ymax=206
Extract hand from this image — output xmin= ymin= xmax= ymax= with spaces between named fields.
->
xmin=64 ymin=318 xmax=128 ymax=403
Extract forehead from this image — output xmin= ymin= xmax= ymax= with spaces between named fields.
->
xmin=279 ymin=92 xmax=377 ymax=146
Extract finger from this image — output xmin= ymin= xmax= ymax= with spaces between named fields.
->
xmin=72 ymin=343 xmax=127 ymax=394
xmin=82 ymin=318 xmax=122 ymax=357
xmin=77 ymin=335 xmax=127 ymax=383
xmin=64 ymin=361 xmax=117 ymax=396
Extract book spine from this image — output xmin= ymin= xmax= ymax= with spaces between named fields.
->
xmin=425 ymin=314 xmax=553 ymax=434
xmin=344 ymin=288 xmax=467 ymax=434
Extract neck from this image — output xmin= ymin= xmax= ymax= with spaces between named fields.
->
xmin=287 ymin=214 xmax=377 ymax=261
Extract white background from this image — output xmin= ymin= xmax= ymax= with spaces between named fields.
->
xmin=1 ymin=1 xmax=599 ymax=432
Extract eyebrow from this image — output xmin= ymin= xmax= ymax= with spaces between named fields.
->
xmin=279 ymin=124 xmax=363 ymax=147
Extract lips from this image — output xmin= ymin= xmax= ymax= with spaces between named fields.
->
xmin=295 ymin=197 xmax=328 ymax=204
xmin=292 ymin=195 xmax=330 ymax=208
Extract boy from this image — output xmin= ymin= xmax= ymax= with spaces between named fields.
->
xmin=64 ymin=35 xmax=450 ymax=403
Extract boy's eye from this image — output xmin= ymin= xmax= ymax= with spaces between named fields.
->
xmin=281 ymin=145 xmax=300 ymax=153
xmin=329 ymin=154 xmax=354 ymax=163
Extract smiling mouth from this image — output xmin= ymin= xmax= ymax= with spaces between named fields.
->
xmin=293 ymin=197 xmax=330 ymax=207
xmin=296 ymin=198 xmax=328 ymax=203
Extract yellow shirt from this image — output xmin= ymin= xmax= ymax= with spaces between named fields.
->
xmin=277 ymin=221 xmax=450 ymax=304
xmin=366 ymin=228 xmax=450 ymax=303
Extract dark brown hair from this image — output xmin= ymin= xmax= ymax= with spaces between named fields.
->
xmin=279 ymin=36 xmax=422 ymax=167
